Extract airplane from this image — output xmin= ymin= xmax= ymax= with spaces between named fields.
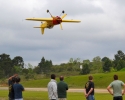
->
xmin=26 ymin=10 xmax=81 ymax=34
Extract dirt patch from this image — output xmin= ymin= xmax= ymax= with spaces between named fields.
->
xmin=0 ymin=87 xmax=109 ymax=93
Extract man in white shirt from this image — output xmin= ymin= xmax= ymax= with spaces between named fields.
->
xmin=47 ymin=74 xmax=58 ymax=100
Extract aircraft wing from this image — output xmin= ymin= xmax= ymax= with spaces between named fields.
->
xmin=62 ymin=19 xmax=81 ymax=23
xmin=26 ymin=18 xmax=53 ymax=21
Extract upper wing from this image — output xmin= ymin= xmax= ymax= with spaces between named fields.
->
xmin=62 ymin=19 xmax=81 ymax=23
xmin=26 ymin=18 xmax=53 ymax=21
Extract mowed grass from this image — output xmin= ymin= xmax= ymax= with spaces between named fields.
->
xmin=1 ymin=71 xmax=125 ymax=99
xmin=1 ymin=90 xmax=124 ymax=100
xmin=21 ymin=71 xmax=125 ymax=88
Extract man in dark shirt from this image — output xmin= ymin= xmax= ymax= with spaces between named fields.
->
xmin=57 ymin=76 xmax=68 ymax=100
xmin=13 ymin=77 xmax=24 ymax=100
xmin=8 ymin=74 xmax=18 ymax=100
xmin=8 ymin=77 xmax=16 ymax=100
xmin=84 ymin=75 xmax=95 ymax=100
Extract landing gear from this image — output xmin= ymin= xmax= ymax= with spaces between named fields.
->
xmin=47 ymin=9 xmax=65 ymax=18
xmin=62 ymin=10 xmax=65 ymax=14
xmin=47 ymin=9 xmax=49 ymax=13
xmin=47 ymin=9 xmax=53 ymax=18
xmin=60 ymin=10 xmax=65 ymax=16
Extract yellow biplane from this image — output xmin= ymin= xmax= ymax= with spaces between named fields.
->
xmin=26 ymin=10 xmax=81 ymax=34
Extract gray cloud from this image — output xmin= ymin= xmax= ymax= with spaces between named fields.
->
xmin=0 ymin=0 xmax=125 ymax=66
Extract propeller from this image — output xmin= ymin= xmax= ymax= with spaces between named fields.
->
xmin=46 ymin=10 xmax=66 ymax=30
xmin=60 ymin=23 xmax=63 ymax=30
xmin=59 ymin=10 xmax=67 ymax=30
xmin=61 ymin=13 xmax=67 ymax=19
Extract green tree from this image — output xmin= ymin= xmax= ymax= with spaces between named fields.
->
xmin=102 ymin=57 xmax=112 ymax=72
xmin=93 ymin=56 xmax=101 ymax=62
xmin=83 ymin=59 xmax=90 ymax=64
xmin=12 ymin=66 xmax=22 ymax=74
xmin=0 ymin=53 xmax=13 ymax=77
xmin=12 ymin=56 xmax=24 ymax=68
xmin=69 ymin=58 xmax=74 ymax=63
xmin=38 ymin=57 xmax=45 ymax=74
xmin=80 ymin=63 xmax=90 ymax=75
xmin=113 ymin=50 xmax=125 ymax=70
xmin=22 ymin=68 xmax=29 ymax=74
xmin=91 ymin=56 xmax=102 ymax=73
xmin=116 ymin=60 xmax=125 ymax=71
xmin=33 ymin=66 xmax=41 ymax=74
xmin=114 ymin=50 xmax=125 ymax=60
xmin=38 ymin=57 xmax=52 ymax=75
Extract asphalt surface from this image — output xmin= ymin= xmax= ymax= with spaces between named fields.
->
xmin=0 ymin=87 xmax=109 ymax=93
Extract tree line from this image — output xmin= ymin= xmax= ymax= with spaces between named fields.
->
xmin=0 ymin=50 xmax=125 ymax=79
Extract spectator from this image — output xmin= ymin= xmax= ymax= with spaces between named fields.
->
xmin=8 ymin=74 xmax=18 ymax=100
xmin=13 ymin=77 xmax=24 ymax=100
xmin=107 ymin=74 xmax=125 ymax=100
xmin=47 ymin=74 xmax=58 ymax=100
xmin=84 ymin=75 xmax=95 ymax=100
xmin=8 ymin=74 xmax=18 ymax=86
xmin=57 ymin=76 xmax=68 ymax=100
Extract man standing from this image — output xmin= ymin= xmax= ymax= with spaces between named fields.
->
xmin=47 ymin=74 xmax=58 ymax=100
xmin=107 ymin=74 xmax=125 ymax=100
xmin=8 ymin=74 xmax=18 ymax=100
xmin=13 ymin=77 xmax=25 ymax=100
xmin=84 ymin=75 xmax=95 ymax=100
xmin=57 ymin=76 xmax=68 ymax=100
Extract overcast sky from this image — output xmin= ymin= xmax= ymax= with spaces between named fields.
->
xmin=0 ymin=0 xmax=125 ymax=66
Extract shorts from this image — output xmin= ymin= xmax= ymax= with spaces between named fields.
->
xmin=50 ymin=99 xmax=57 ymax=100
xmin=113 ymin=96 xmax=122 ymax=100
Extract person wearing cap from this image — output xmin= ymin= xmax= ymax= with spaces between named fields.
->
xmin=57 ymin=76 xmax=68 ymax=100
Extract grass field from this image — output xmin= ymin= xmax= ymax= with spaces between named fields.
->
xmin=21 ymin=71 xmax=125 ymax=88
xmin=1 ymin=71 xmax=125 ymax=99
xmin=1 ymin=90 xmax=124 ymax=100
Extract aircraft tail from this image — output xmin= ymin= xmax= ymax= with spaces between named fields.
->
xmin=34 ymin=27 xmax=45 ymax=35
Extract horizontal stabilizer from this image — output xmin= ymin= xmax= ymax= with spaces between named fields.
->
xmin=34 ymin=27 xmax=45 ymax=35
xmin=34 ymin=27 xmax=41 ymax=28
